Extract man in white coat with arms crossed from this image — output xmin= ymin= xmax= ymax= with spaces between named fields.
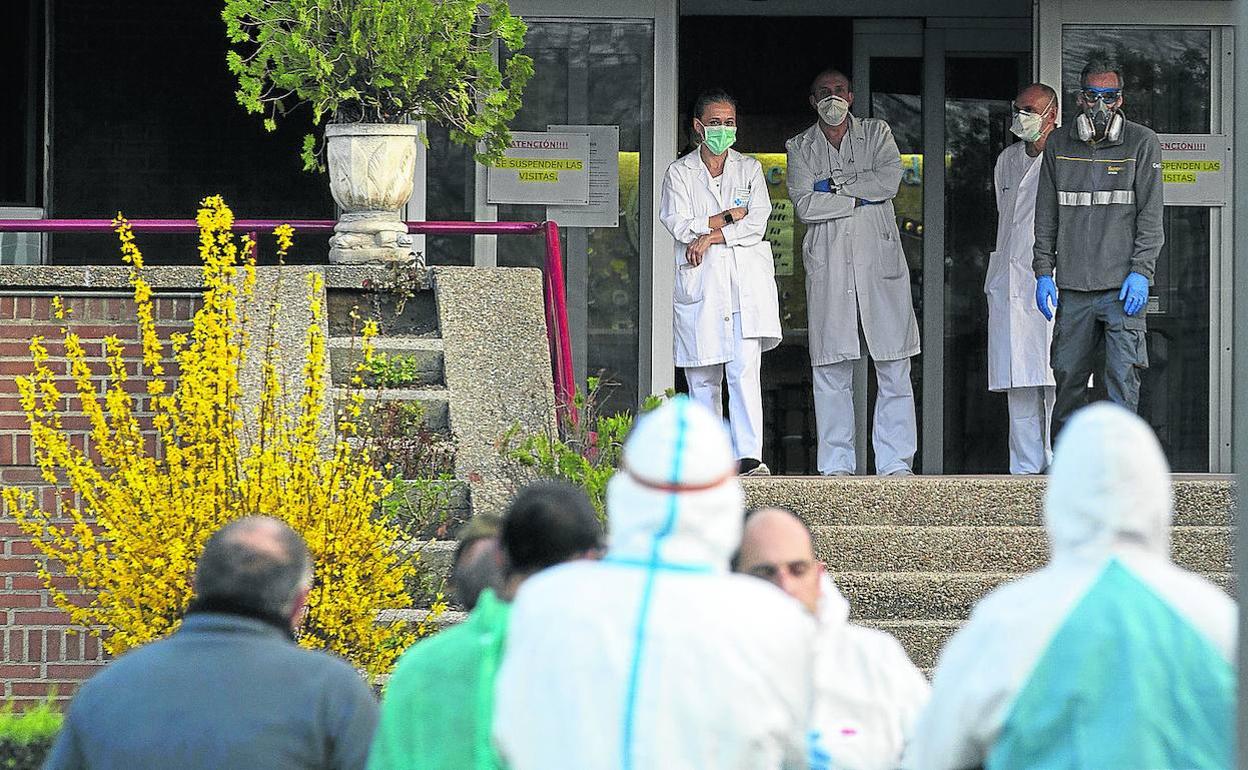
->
xmin=787 ymin=69 xmax=921 ymax=476
xmin=987 ymin=82 xmax=1059 ymax=474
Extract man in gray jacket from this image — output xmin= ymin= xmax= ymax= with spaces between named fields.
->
xmin=45 ymin=517 xmax=379 ymax=770
xmin=1032 ymin=58 xmax=1164 ymax=435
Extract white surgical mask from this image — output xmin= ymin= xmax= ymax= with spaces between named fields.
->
xmin=1010 ymin=110 xmax=1047 ymax=142
xmin=1009 ymin=95 xmax=1055 ymax=143
xmin=816 ymin=95 xmax=850 ymax=127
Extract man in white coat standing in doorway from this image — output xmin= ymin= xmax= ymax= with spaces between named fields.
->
xmin=987 ymin=82 xmax=1059 ymax=474
xmin=787 ymin=69 xmax=921 ymax=476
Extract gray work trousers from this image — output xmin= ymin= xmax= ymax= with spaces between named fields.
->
xmin=1050 ymin=288 xmax=1149 ymax=436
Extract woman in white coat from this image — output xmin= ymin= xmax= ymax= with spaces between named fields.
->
xmin=986 ymin=83 xmax=1059 ymax=474
xmin=659 ymin=88 xmax=782 ymax=475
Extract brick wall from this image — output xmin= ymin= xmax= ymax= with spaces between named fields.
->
xmin=0 ymin=291 xmax=198 ymax=707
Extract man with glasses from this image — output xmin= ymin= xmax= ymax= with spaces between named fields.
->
xmin=786 ymin=68 xmax=921 ymax=476
xmin=987 ymin=83 xmax=1060 ymax=474
xmin=1032 ymin=59 xmax=1164 ymax=436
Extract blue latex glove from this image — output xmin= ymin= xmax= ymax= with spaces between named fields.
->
xmin=813 ymin=178 xmax=833 ymax=193
xmin=1035 ymin=275 xmax=1058 ymax=321
xmin=808 ymin=730 xmax=833 ymax=770
xmin=1119 ymin=271 xmax=1149 ymax=316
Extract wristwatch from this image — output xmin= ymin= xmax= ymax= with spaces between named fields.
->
xmin=723 ymin=210 xmax=735 ymax=225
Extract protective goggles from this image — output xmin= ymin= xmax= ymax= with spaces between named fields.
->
xmin=1081 ymin=87 xmax=1122 ymax=104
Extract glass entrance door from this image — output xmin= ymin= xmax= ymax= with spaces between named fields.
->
xmin=494 ymin=18 xmax=656 ymax=414
xmin=1059 ymin=26 xmax=1222 ymax=471
xmin=942 ymin=54 xmax=1027 ymax=472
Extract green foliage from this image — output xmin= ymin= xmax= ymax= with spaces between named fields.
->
xmin=500 ymin=377 xmax=673 ymax=522
xmin=364 ymin=353 xmax=426 ymax=389
xmin=381 ymin=475 xmax=461 ymax=540
xmin=222 ymin=0 xmax=535 ymax=170
xmin=0 ymin=698 xmax=61 ymax=769
xmin=0 ymin=700 xmax=61 ymax=746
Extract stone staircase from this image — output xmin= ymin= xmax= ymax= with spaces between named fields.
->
xmin=743 ymin=475 xmax=1236 ymax=669
xmin=321 ymin=265 xmax=1235 ymax=672
xmin=323 ymin=263 xmax=557 ymax=618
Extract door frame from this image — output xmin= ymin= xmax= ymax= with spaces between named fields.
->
xmin=1037 ymin=1 xmax=1235 ymax=472
xmin=471 ymin=0 xmax=679 ymax=400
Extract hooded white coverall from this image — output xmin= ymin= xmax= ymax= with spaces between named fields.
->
xmin=786 ymin=118 xmax=921 ymax=475
xmin=493 ymin=397 xmax=815 ymax=770
xmin=659 ymin=149 xmax=782 ymax=460
xmin=811 ymin=573 xmax=930 ymax=770
xmin=986 ymin=140 xmax=1056 ymax=474
xmin=903 ymin=403 xmax=1235 ymax=770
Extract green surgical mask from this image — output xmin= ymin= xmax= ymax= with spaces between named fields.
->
xmin=700 ymin=125 xmax=736 ymax=155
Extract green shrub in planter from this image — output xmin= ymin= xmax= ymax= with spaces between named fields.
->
xmin=222 ymin=0 xmax=534 ymax=170
xmin=0 ymin=699 xmax=62 ymax=770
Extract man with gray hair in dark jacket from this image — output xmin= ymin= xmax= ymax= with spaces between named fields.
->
xmin=1032 ymin=58 xmax=1164 ymax=436
xmin=45 ymin=516 xmax=379 ymax=770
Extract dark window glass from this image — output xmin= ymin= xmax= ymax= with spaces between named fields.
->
xmin=942 ymin=56 xmax=1023 ymax=473
xmin=497 ymin=21 xmax=654 ymax=414
xmin=1 ymin=0 xmax=44 ymax=207
xmin=1062 ymin=28 xmax=1211 ymax=133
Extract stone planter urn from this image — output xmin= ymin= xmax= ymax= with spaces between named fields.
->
xmin=325 ymin=123 xmax=422 ymax=264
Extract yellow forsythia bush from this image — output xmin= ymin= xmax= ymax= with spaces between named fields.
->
xmin=1 ymin=196 xmax=430 ymax=678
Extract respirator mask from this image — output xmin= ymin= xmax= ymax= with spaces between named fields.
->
xmin=1009 ymin=94 xmax=1055 ymax=143
xmin=816 ymin=95 xmax=850 ymax=127
xmin=1075 ymin=87 xmax=1124 ymax=143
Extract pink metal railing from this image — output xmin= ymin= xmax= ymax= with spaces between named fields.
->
xmin=0 ymin=218 xmax=576 ymax=423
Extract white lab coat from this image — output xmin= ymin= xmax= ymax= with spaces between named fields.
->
xmin=786 ymin=119 xmax=920 ymax=365
xmin=986 ymin=141 xmax=1055 ymax=391
xmin=494 ymin=397 xmax=815 ymax=770
xmin=812 ymin=574 xmax=930 ymax=770
xmin=903 ymin=404 xmax=1236 ymax=770
xmin=659 ymin=149 xmax=782 ymax=368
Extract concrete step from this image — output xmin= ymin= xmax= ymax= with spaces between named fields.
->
xmin=327 ymin=287 xmax=439 ymax=338
xmin=834 ymin=570 xmax=1236 ymax=623
xmin=328 ymin=336 xmax=444 ymax=389
xmin=863 ymin=620 xmax=960 ymax=671
xmin=334 ymin=387 xmax=450 ymax=434
xmin=378 ymin=607 xmax=468 ymax=631
xmin=814 ymin=525 xmax=1233 ymax=574
xmin=743 ymin=475 xmax=1235 ymax=527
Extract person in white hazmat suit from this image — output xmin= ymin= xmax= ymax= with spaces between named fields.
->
xmin=493 ymin=396 xmax=817 ymax=770
xmin=903 ymin=403 xmax=1235 ymax=770
xmin=786 ymin=69 xmax=921 ymax=476
xmin=987 ymin=82 xmax=1060 ymax=475
xmin=660 ymin=88 xmax=783 ymax=475
xmin=735 ymin=507 xmax=930 ymax=770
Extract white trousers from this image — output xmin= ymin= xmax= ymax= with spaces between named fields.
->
xmin=1006 ymin=385 xmax=1055 ymax=475
xmin=812 ymin=358 xmax=917 ymax=475
xmin=685 ymin=312 xmax=763 ymax=460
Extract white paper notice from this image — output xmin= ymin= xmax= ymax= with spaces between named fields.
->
xmin=547 ymin=125 xmax=621 ymax=228
xmin=487 ymin=131 xmax=591 ymax=205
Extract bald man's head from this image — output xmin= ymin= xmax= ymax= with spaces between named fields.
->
xmin=734 ymin=507 xmax=823 ymax=613
xmin=193 ymin=517 xmax=313 ymax=627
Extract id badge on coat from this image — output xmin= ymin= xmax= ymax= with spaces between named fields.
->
xmin=732 ymin=186 xmax=752 ymax=208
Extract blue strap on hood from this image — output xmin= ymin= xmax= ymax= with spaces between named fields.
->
xmin=619 ymin=397 xmax=690 ymax=770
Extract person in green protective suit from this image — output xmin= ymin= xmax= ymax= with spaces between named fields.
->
xmin=367 ymin=482 xmax=603 ymax=770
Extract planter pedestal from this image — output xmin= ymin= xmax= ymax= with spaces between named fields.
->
xmin=325 ymin=123 xmax=422 ymax=265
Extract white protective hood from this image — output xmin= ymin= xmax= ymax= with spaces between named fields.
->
xmin=816 ymin=571 xmax=851 ymax=629
xmin=1043 ymin=402 xmax=1172 ymax=562
xmin=493 ymin=395 xmax=816 ymax=770
xmin=606 ymin=395 xmax=744 ymax=570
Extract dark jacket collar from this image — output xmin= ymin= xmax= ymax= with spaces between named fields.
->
xmin=184 ymin=596 xmax=296 ymax=641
